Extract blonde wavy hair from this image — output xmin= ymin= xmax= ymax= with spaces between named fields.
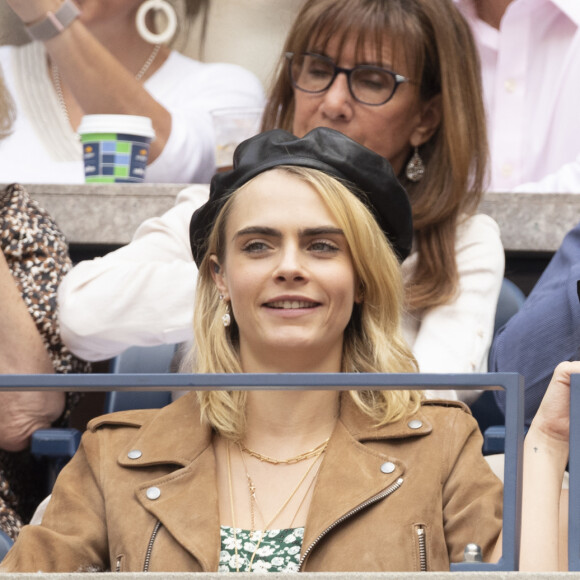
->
xmin=187 ymin=167 xmax=421 ymax=440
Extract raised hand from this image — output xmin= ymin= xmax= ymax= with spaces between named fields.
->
xmin=532 ymin=360 xmax=580 ymax=444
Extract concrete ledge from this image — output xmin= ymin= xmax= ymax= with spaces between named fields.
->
xmin=20 ymin=183 xmax=183 ymax=246
xmin=480 ymin=192 xmax=579 ymax=253
xmin=4 ymin=184 xmax=579 ymax=252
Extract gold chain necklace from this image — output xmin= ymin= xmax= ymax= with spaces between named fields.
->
xmin=226 ymin=441 xmax=325 ymax=572
xmin=239 ymin=442 xmax=321 ymax=531
xmin=238 ymin=437 xmax=329 ymax=465
xmin=50 ymin=43 xmax=161 ymax=124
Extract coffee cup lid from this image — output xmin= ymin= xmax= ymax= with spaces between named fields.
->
xmin=77 ymin=114 xmax=155 ymax=139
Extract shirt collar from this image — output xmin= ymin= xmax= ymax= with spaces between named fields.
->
xmin=456 ymin=0 xmax=580 ymax=26
xmin=550 ymin=0 xmax=580 ymax=24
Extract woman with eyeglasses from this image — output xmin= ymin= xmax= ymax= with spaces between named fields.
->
xmin=58 ymin=0 xmax=503 ymax=405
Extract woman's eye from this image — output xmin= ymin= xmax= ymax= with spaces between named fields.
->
xmin=309 ymin=240 xmax=339 ymax=253
xmin=306 ymin=65 xmax=332 ymax=79
xmin=241 ymin=241 xmax=269 ymax=253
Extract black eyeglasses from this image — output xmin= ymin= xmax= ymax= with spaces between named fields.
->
xmin=286 ymin=52 xmax=410 ymax=106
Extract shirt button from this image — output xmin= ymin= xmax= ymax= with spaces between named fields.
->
xmin=501 ymin=163 xmax=513 ymax=177
xmin=146 ymin=487 xmax=161 ymax=500
xmin=408 ymin=419 xmax=422 ymax=430
xmin=504 ymin=79 xmax=517 ymax=93
xmin=381 ymin=462 xmax=396 ymax=474
xmin=127 ymin=449 xmax=142 ymax=460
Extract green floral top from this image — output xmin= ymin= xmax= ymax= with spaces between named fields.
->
xmin=218 ymin=526 xmax=304 ymax=573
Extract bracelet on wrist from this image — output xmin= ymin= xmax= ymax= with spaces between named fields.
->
xmin=25 ymin=0 xmax=80 ymax=42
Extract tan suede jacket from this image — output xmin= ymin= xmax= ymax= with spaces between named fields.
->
xmin=2 ymin=393 xmax=502 ymax=572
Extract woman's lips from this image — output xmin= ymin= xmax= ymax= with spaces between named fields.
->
xmin=265 ymin=300 xmax=318 ymax=309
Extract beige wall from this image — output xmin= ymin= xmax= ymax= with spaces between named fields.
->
xmin=0 ymin=0 xmax=305 ymax=89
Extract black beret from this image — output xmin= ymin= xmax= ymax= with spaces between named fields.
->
xmin=189 ymin=128 xmax=413 ymax=266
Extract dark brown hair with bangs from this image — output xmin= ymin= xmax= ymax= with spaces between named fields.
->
xmin=262 ymin=0 xmax=488 ymax=312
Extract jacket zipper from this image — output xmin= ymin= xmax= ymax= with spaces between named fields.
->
xmin=415 ymin=524 xmax=427 ymax=572
xmin=143 ymin=520 xmax=162 ymax=572
xmin=298 ymin=477 xmax=404 ymax=571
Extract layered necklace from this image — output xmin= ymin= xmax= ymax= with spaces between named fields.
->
xmin=226 ymin=439 xmax=328 ymax=572
xmin=238 ymin=437 xmax=329 ymax=465
xmin=50 ymin=43 xmax=161 ymax=124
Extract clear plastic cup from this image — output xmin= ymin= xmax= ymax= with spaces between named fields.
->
xmin=211 ymin=107 xmax=263 ymax=172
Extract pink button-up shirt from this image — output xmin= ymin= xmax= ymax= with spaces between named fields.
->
xmin=457 ymin=0 xmax=580 ymax=193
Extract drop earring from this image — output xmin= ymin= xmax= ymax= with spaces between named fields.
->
xmin=405 ymin=146 xmax=425 ymax=182
xmin=219 ymin=295 xmax=231 ymax=327
xmin=222 ymin=303 xmax=231 ymax=327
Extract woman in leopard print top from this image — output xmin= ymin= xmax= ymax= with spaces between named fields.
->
xmin=0 ymin=184 xmax=90 ymax=539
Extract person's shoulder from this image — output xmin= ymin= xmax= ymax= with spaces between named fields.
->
xmin=419 ymin=399 xmax=475 ymax=424
xmin=174 ymin=183 xmax=210 ymax=207
xmin=87 ymin=408 xmax=160 ymax=432
xmin=456 ymin=213 xmax=502 ymax=254
xmin=420 ymin=399 xmax=471 ymax=414
xmin=419 ymin=399 xmax=478 ymax=435
xmin=458 ymin=212 xmax=500 ymax=235
xmin=164 ymin=50 xmax=261 ymax=83
xmin=87 ymin=393 xmax=201 ymax=433
xmin=150 ymin=51 xmax=264 ymax=103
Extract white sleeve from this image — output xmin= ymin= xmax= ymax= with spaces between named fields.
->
xmin=512 ymin=153 xmax=580 ymax=194
xmin=58 ymin=185 xmax=209 ymax=361
xmin=406 ymin=215 xmax=505 ymax=401
xmin=146 ymin=62 xmax=265 ymax=184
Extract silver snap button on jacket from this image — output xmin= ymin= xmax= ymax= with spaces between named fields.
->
xmin=408 ymin=419 xmax=422 ymax=430
xmin=146 ymin=487 xmax=161 ymax=500
xmin=380 ymin=461 xmax=396 ymax=474
xmin=127 ymin=449 xmax=142 ymax=460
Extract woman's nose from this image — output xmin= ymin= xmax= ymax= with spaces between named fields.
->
xmin=273 ymin=246 xmax=307 ymax=282
xmin=319 ymin=72 xmax=354 ymax=121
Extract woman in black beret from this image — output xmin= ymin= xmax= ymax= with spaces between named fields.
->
xmin=3 ymin=128 xmax=503 ymax=572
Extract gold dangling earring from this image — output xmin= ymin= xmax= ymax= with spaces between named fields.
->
xmin=405 ymin=146 xmax=425 ymax=182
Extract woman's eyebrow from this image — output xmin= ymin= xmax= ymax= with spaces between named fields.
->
xmin=233 ymin=226 xmax=345 ymax=240
xmin=234 ymin=226 xmax=281 ymax=239
xmin=308 ymin=49 xmax=389 ymax=69
xmin=301 ymin=227 xmax=344 ymax=237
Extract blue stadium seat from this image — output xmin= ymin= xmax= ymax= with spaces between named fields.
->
xmin=472 ymin=278 xmax=527 ymax=444
xmin=0 ymin=529 xmax=13 ymax=562
xmin=105 ymin=344 xmax=177 ymax=413
xmin=494 ymin=278 xmax=526 ymax=337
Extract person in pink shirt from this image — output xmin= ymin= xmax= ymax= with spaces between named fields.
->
xmin=457 ymin=0 xmax=580 ymax=193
